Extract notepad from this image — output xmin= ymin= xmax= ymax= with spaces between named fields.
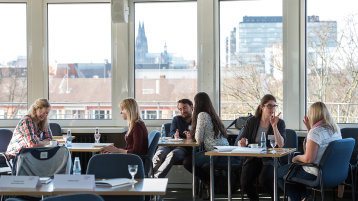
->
xmin=95 ymin=178 xmax=136 ymax=187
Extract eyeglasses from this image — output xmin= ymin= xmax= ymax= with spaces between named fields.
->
xmin=264 ymin=104 xmax=278 ymax=109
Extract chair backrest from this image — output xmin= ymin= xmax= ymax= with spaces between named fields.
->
xmin=161 ymin=123 xmax=171 ymax=137
xmin=43 ymin=194 xmax=104 ymax=201
xmin=12 ymin=146 xmax=72 ymax=177
xmin=0 ymin=129 xmax=13 ymax=167
xmin=341 ymin=127 xmax=358 ymax=164
xmin=284 ymin=129 xmax=298 ymax=149
xmin=144 ymin=130 xmax=161 ymax=176
xmin=319 ymin=138 xmax=355 ymax=188
xmin=234 ymin=128 xmax=245 ymax=146
xmin=86 ymin=153 xmax=145 ymax=179
xmin=49 ymin=123 xmax=62 ymax=136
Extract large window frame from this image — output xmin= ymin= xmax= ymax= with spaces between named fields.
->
xmin=1 ymin=0 xmax=356 ymax=129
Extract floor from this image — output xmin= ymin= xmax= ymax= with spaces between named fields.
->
xmin=162 ymin=188 xmax=355 ymax=201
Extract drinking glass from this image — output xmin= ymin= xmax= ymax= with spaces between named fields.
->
xmin=128 ymin=164 xmax=138 ymax=184
xmin=270 ymin=139 xmax=277 ymax=153
xmin=94 ymin=128 xmax=101 ymax=144
xmin=62 ymin=134 xmax=67 ymax=145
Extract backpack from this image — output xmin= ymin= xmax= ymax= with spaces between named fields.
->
xmin=226 ymin=113 xmax=253 ymax=130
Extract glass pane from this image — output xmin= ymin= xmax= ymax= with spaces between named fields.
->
xmin=0 ymin=3 xmax=27 ymax=119
xmin=134 ymin=2 xmax=197 ymax=120
xmin=307 ymin=0 xmax=358 ymax=123
xmin=48 ymin=3 xmax=111 ymax=119
xmin=220 ymin=0 xmax=283 ymax=120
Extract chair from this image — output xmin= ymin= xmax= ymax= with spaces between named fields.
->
xmin=86 ymin=153 xmax=145 ymax=201
xmin=284 ymin=138 xmax=355 ymax=201
xmin=341 ymin=128 xmax=358 ymax=198
xmin=161 ymin=123 xmax=172 ymax=137
xmin=49 ymin=123 xmax=62 ymax=136
xmin=12 ymin=146 xmax=71 ymax=177
xmin=280 ymin=129 xmax=298 ymax=165
xmin=0 ymin=129 xmax=13 ymax=170
xmin=43 ymin=194 xmax=104 ymax=201
xmin=143 ymin=130 xmax=161 ymax=177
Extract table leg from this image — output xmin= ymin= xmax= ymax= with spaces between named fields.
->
xmin=210 ymin=155 xmax=214 ymax=201
xmin=192 ymin=146 xmax=196 ymax=201
xmin=274 ymin=157 xmax=278 ymax=201
xmin=228 ymin=156 xmax=231 ymax=201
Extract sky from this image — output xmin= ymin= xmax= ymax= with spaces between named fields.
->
xmin=1 ymin=0 xmax=358 ymax=66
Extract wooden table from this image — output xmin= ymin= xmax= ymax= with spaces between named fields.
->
xmin=205 ymin=148 xmax=296 ymax=201
xmin=68 ymin=143 xmax=113 ymax=153
xmin=52 ymin=136 xmax=75 ymax=144
xmin=158 ymin=138 xmax=199 ymax=201
xmin=0 ymin=178 xmax=168 ymax=196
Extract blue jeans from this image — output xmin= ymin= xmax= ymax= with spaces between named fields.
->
xmin=278 ymin=164 xmax=317 ymax=201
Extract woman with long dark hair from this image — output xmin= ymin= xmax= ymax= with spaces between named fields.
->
xmin=190 ymin=92 xmax=229 ymax=183
xmin=238 ymin=94 xmax=286 ymax=201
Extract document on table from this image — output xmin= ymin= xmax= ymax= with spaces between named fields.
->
xmin=214 ymin=146 xmax=238 ymax=152
xmin=231 ymin=147 xmax=265 ymax=153
xmin=95 ymin=178 xmax=136 ymax=187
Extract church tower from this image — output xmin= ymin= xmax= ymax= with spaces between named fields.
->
xmin=135 ymin=22 xmax=148 ymax=64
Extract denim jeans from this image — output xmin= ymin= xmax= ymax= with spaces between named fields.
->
xmin=278 ymin=164 xmax=317 ymax=201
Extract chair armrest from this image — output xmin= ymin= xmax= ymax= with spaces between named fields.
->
xmin=284 ymin=161 xmax=318 ymax=182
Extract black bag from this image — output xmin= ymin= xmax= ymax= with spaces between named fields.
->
xmin=226 ymin=113 xmax=253 ymax=130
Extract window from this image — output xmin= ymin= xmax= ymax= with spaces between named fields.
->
xmin=47 ymin=3 xmax=111 ymax=120
xmin=0 ymin=3 xmax=27 ymax=119
xmin=220 ymin=0 xmax=283 ymax=120
xmin=134 ymin=2 xmax=197 ymax=119
xmin=307 ymin=0 xmax=358 ymax=123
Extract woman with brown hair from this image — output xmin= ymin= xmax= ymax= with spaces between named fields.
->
xmin=6 ymin=98 xmax=54 ymax=157
xmin=238 ymin=94 xmax=286 ymax=201
xmin=100 ymin=98 xmax=148 ymax=156
xmin=190 ymin=92 xmax=229 ymax=171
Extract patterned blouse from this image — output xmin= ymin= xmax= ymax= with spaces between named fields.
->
xmin=6 ymin=115 xmax=53 ymax=157
xmin=194 ymin=112 xmax=229 ymax=151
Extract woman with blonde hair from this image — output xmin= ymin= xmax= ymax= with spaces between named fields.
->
xmin=100 ymin=98 xmax=148 ymax=155
xmin=6 ymin=98 xmax=54 ymax=158
xmin=278 ymin=102 xmax=342 ymax=201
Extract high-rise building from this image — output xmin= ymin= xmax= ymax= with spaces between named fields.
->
xmin=226 ymin=16 xmax=337 ymax=74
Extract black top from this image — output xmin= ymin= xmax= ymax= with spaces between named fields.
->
xmin=239 ymin=116 xmax=286 ymax=165
xmin=170 ymin=115 xmax=192 ymax=139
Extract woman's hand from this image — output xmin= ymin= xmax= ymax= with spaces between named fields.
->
xmin=238 ymin=138 xmax=248 ymax=147
xmin=174 ymin=129 xmax=180 ymax=139
xmin=303 ymin=115 xmax=311 ymax=132
xmin=183 ymin=131 xmax=191 ymax=139
xmin=270 ymin=112 xmax=281 ymax=128
xmin=100 ymin=145 xmax=122 ymax=154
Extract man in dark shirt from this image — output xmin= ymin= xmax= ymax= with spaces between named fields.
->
xmin=152 ymin=99 xmax=193 ymax=178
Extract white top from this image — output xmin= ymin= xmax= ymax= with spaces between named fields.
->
xmin=195 ymin=112 xmax=229 ymax=151
xmin=303 ymin=126 xmax=342 ymax=176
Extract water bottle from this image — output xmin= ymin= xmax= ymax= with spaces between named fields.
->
xmin=73 ymin=157 xmax=81 ymax=175
xmin=66 ymin=129 xmax=72 ymax=148
xmin=261 ymin=132 xmax=266 ymax=151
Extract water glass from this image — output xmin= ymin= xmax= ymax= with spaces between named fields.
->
xmin=128 ymin=164 xmax=138 ymax=184
xmin=270 ymin=139 xmax=277 ymax=153
xmin=62 ymin=134 xmax=67 ymax=145
xmin=94 ymin=128 xmax=101 ymax=144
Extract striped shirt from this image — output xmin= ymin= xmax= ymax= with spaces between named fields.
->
xmin=6 ymin=115 xmax=53 ymax=157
